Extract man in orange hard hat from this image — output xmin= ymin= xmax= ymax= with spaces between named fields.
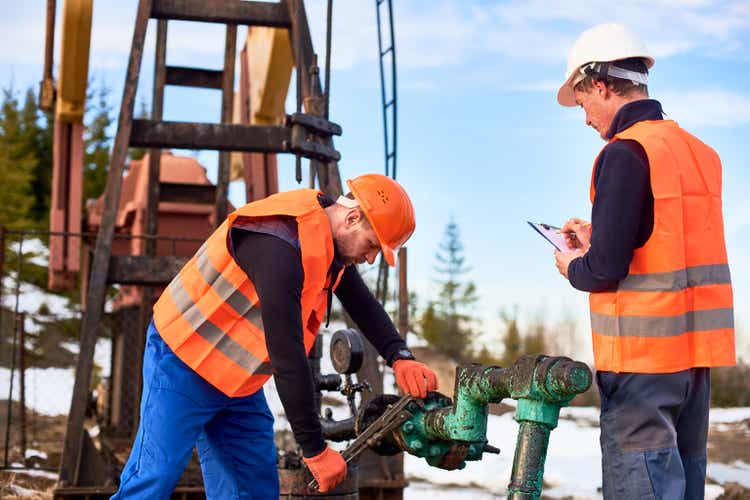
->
xmin=112 ymin=173 xmax=438 ymax=499
xmin=553 ymin=23 xmax=735 ymax=499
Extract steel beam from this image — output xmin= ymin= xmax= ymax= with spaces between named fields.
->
xmin=159 ymin=182 xmax=216 ymax=204
xmin=58 ymin=0 xmax=152 ymax=486
xmin=165 ymin=66 xmax=223 ymax=89
xmin=151 ymin=0 xmax=291 ymax=27
xmin=108 ymin=255 xmax=188 ymax=285
xmin=214 ymin=23 xmax=237 ymax=227
xmin=130 ymin=119 xmax=290 ymax=152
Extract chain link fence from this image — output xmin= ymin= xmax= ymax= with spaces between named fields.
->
xmin=0 ymin=227 xmax=202 ymax=474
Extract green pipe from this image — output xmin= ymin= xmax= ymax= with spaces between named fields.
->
xmin=382 ymin=355 xmax=592 ymax=498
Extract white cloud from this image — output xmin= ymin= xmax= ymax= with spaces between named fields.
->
xmin=660 ymin=88 xmax=750 ymax=128
xmin=6 ymin=0 xmax=748 ymax=74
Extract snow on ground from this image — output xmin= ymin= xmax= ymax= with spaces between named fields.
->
xmin=0 ymin=338 xmax=111 ymax=416
xmin=7 ymin=239 xmax=49 ymax=267
xmin=1 ymin=317 xmax=748 ymax=498
xmin=1 ymin=272 xmax=79 ymax=334
xmin=707 ymin=460 xmax=750 ymax=488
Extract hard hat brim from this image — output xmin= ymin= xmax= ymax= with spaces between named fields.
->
xmin=381 ymin=244 xmax=396 ymax=267
xmin=557 ymin=79 xmax=578 ymax=107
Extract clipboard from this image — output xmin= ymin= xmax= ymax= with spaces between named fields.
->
xmin=527 ymin=221 xmax=572 ymax=252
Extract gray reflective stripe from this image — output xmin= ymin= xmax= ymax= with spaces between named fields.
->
xmin=169 ymin=274 xmax=266 ymax=375
xmin=195 ymin=244 xmax=254 ymax=318
xmin=245 ymin=307 xmax=264 ymax=331
xmin=591 ymin=308 xmax=734 ymax=337
xmin=618 ymin=264 xmax=731 ymax=292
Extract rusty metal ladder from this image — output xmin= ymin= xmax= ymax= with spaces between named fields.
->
xmin=57 ymin=0 xmax=345 ymax=490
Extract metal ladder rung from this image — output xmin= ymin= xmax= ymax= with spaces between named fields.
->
xmin=107 ymin=255 xmax=188 ymax=285
xmin=129 ymin=119 xmax=290 ymax=153
xmin=165 ymin=66 xmax=223 ymax=89
xmin=150 ymin=0 xmax=291 ymax=27
xmin=385 ymin=98 xmax=395 ymax=108
xmin=159 ymin=182 xmax=216 ymax=204
xmin=380 ymin=46 xmax=393 ymax=57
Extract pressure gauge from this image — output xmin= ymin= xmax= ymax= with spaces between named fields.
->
xmin=329 ymin=328 xmax=364 ymax=375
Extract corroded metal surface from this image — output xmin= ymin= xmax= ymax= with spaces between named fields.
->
xmin=357 ymin=355 xmax=591 ymax=499
xmin=279 ymin=459 xmax=359 ymax=498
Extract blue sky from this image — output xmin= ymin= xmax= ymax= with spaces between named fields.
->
xmin=3 ymin=1 xmax=749 ymax=362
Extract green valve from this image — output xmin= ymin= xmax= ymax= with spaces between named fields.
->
xmin=365 ymin=354 xmax=592 ymax=499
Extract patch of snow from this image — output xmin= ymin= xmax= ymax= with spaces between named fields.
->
xmin=705 ymin=484 xmax=725 ymax=500
xmin=24 ymin=449 xmax=47 ymax=460
xmin=707 ymin=460 xmax=750 ymax=488
xmin=709 ymin=407 xmax=750 ymax=424
xmin=1 ymin=272 xmax=79 ymax=329
xmin=8 ymin=238 xmax=49 ymax=267
xmin=405 ymin=480 xmax=495 ymax=499
xmin=0 ymin=367 xmax=74 ymax=416
xmin=9 ymin=483 xmax=38 ymax=496
xmin=8 ymin=468 xmax=58 ymax=480
xmin=559 ymin=405 xmax=600 ymax=425
xmin=407 ymin=335 xmax=429 ymax=348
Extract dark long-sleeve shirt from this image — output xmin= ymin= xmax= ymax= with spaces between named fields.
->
xmin=568 ymin=99 xmax=664 ymax=292
xmin=230 ymin=196 xmax=407 ymax=457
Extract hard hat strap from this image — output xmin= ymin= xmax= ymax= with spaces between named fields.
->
xmin=581 ymin=61 xmax=648 ymax=86
xmin=336 ymin=195 xmax=360 ymax=209
xmin=607 ymin=65 xmax=648 ymax=85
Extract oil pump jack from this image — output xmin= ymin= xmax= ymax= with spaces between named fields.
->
xmin=41 ymin=2 xmax=593 ymax=499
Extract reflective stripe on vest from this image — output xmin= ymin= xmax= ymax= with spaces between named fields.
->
xmin=588 ymin=120 xmax=735 ymax=373
xmin=153 ymin=189 xmax=343 ymax=396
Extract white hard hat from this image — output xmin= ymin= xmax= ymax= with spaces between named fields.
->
xmin=557 ymin=23 xmax=654 ymax=107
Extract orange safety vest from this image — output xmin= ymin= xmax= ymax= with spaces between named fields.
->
xmin=589 ymin=120 xmax=735 ymax=373
xmin=152 ymin=189 xmax=345 ymax=397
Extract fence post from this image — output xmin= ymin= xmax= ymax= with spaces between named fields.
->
xmin=18 ymin=312 xmax=26 ymax=464
xmin=0 ymin=226 xmax=5 ymax=308
xmin=4 ymin=233 xmax=23 ymax=467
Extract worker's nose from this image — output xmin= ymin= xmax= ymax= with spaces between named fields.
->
xmin=366 ymin=250 xmax=377 ymax=265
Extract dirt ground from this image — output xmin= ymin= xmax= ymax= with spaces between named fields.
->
xmin=2 ymin=349 xmax=749 ymax=498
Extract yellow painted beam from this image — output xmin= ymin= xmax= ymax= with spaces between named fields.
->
xmin=246 ymin=27 xmax=294 ymax=126
xmin=56 ymin=0 xmax=93 ymax=123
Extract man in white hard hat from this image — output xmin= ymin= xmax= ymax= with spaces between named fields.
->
xmin=553 ymin=23 xmax=735 ymax=500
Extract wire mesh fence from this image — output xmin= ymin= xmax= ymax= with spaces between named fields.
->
xmin=0 ymin=227 xmax=203 ymax=472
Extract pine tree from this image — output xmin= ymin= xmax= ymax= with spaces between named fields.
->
xmin=0 ymin=87 xmax=36 ymax=228
xmin=499 ymin=307 xmax=522 ymax=367
xmin=83 ymin=81 xmax=113 ymax=202
xmin=21 ymin=88 xmax=53 ymax=225
xmin=420 ymin=218 xmax=479 ymax=361
xmin=523 ymin=319 xmax=548 ymax=356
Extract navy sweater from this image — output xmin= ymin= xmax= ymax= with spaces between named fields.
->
xmin=230 ymin=195 xmax=407 ymax=458
xmin=568 ymin=99 xmax=664 ymax=292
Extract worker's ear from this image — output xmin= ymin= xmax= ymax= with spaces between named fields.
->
xmin=593 ymin=80 xmax=610 ymax=99
xmin=344 ymin=208 xmax=363 ymax=227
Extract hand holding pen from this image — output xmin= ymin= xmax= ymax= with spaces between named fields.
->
xmin=560 ymin=218 xmax=592 ymax=251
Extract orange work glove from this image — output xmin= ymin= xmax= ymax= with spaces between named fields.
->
xmin=393 ymin=359 xmax=438 ymax=398
xmin=303 ymin=446 xmax=347 ymax=493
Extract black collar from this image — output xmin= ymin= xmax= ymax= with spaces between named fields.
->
xmin=606 ymin=99 xmax=664 ymax=139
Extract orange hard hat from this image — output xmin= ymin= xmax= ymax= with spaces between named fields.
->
xmin=346 ymin=174 xmax=415 ymax=266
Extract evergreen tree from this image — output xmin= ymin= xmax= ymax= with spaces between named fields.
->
xmin=420 ymin=218 xmax=478 ymax=361
xmin=21 ymin=88 xmax=53 ymax=224
xmin=524 ymin=319 xmax=548 ymax=356
xmin=499 ymin=307 xmax=522 ymax=366
xmin=0 ymin=87 xmax=36 ymax=228
xmin=83 ymin=81 xmax=113 ymax=202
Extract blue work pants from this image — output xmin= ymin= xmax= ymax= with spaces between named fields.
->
xmin=597 ymin=368 xmax=710 ymax=500
xmin=111 ymin=321 xmax=279 ymax=499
